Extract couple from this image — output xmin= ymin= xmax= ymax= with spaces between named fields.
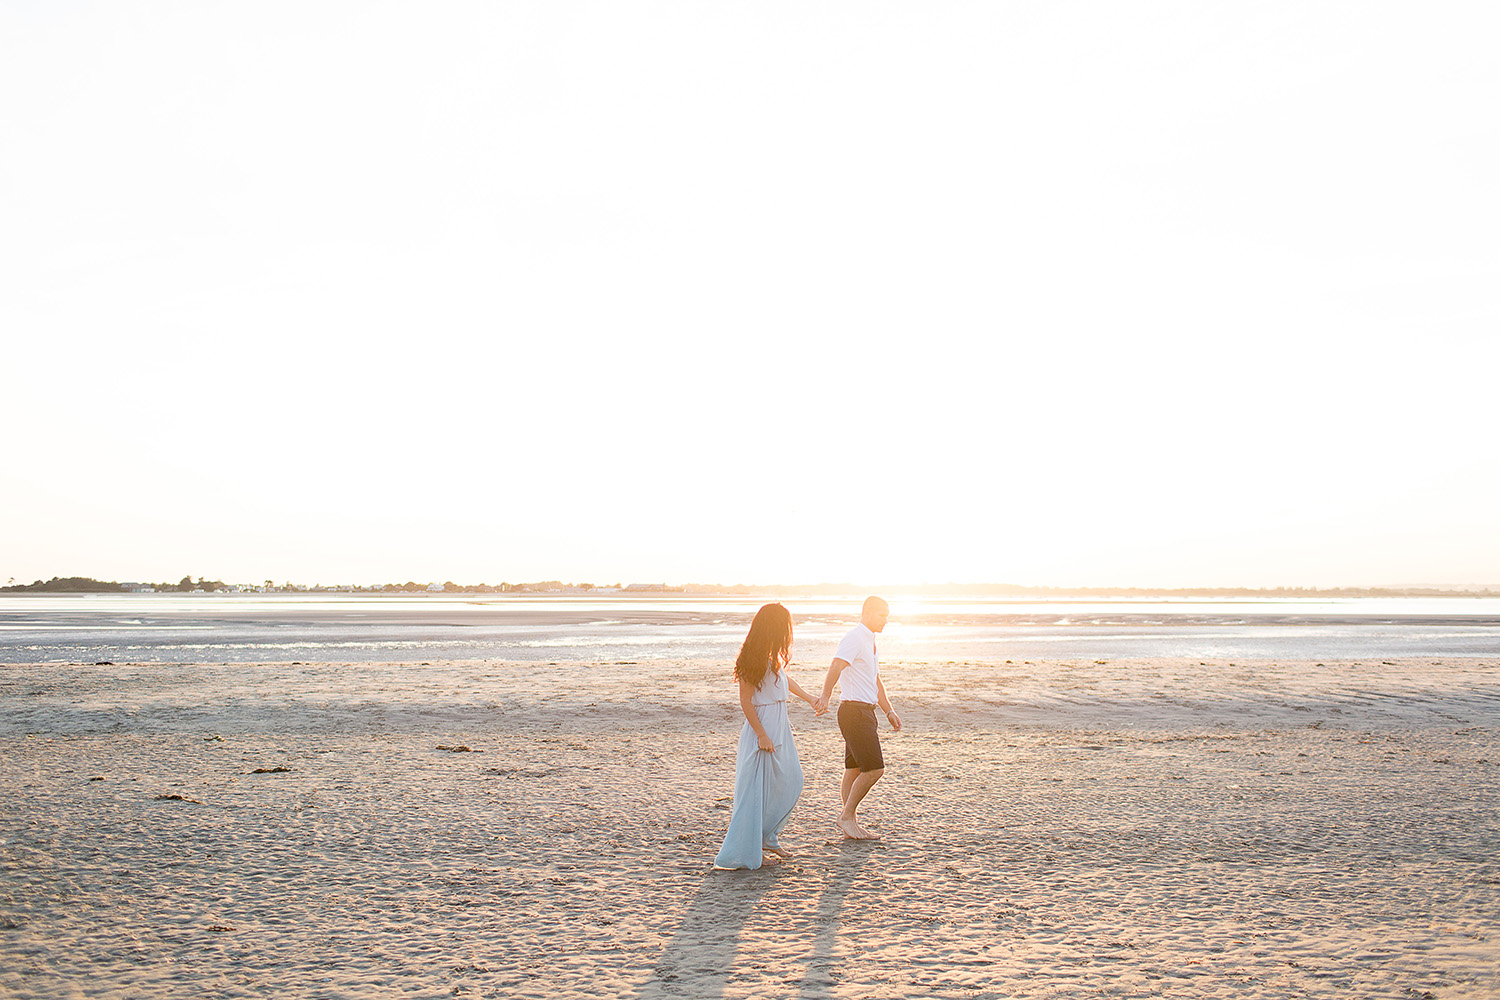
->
xmin=713 ymin=597 xmax=901 ymax=871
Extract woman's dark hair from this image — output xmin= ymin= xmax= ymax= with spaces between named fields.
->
xmin=734 ymin=603 xmax=793 ymax=689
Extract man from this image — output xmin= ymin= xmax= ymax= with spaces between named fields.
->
xmin=815 ymin=596 xmax=901 ymax=840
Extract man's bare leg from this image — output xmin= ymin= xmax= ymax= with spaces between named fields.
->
xmin=836 ymin=768 xmax=883 ymax=839
xmin=841 ymin=767 xmax=859 ymax=806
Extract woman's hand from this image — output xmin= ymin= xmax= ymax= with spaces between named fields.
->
xmin=758 ymin=732 xmax=776 ymax=752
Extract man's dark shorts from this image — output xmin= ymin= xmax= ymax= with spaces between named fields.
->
xmin=838 ymin=701 xmax=885 ymax=771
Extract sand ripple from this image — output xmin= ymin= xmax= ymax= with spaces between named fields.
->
xmin=1 ymin=657 xmax=1496 ymax=998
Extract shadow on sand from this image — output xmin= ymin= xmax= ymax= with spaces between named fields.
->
xmin=789 ymin=838 xmax=868 ymax=999
xmin=634 ymin=839 xmax=874 ymax=1000
xmin=632 ymin=865 xmax=777 ymax=999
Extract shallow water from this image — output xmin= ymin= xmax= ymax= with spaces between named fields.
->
xmin=2 ymin=593 xmax=1498 ymax=663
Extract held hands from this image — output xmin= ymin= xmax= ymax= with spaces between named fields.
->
xmin=812 ymin=697 xmax=829 ymax=716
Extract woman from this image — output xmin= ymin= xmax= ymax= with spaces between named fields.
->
xmin=714 ymin=602 xmax=822 ymax=870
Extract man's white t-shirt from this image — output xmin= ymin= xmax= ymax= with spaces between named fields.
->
xmin=833 ymin=623 xmax=880 ymax=704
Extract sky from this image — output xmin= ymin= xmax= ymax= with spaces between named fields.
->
xmin=3 ymin=1 xmax=1497 ymax=589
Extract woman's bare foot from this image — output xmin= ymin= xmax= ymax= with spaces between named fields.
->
xmin=765 ymin=845 xmax=793 ymax=859
xmin=760 ymin=852 xmax=783 ymax=866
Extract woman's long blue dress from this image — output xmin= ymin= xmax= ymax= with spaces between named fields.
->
xmin=713 ymin=665 xmax=805 ymax=870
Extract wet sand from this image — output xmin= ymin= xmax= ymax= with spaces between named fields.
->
xmin=2 ymin=657 xmax=1497 ymax=998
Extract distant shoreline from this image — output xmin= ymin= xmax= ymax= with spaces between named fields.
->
xmin=4 ymin=578 xmax=1500 ymax=599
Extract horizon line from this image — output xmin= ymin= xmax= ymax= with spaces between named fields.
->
xmin=6 ymin=575 xmax=1500 ymax=596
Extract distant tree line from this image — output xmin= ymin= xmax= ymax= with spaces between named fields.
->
xmin=0 ymin=578 xmax=623 ymax=594
xmin=5 ymin=577 xmax=1496 ymax=598
xmin=1 ymin=576 xmax=127 ymax=593
xmin=701 ymin=583 xmax=1500 ymax=598
xmin=1 ymin=575 xmax=227 ymax=593
xmin=367 ymin=581 xmax=611 ymax=593
xmin=162 ymin=575 xmax=229 ymax=592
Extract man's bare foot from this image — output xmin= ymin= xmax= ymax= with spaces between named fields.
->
xmin=765 ymin=845 xmax=793 ymax=859
xmin=836 ymin=817 xmax=863 ymax=839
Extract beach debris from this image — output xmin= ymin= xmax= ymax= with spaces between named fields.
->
xmin=249 ymin=766 xmax=292 ymax=774
xmin=203 ymin=735 xmax=224 ymax=742
xmin=207 ymin=925 xmax=234 ymax=933
xmin=94 ymin=661 xmax=114 ymax=666
xmin=88 ymin=776 xmax=105 ymax=781
xmin=154 ymin=793 xmax=202 ymax=804
xmin=437 ymin=744 xmax=480 ymax=753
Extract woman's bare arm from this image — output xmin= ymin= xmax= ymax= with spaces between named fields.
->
xmin=787 ymin=675 xmax=824 ymax=713
xmin=740 ymin=677 xmax=775 ymax=751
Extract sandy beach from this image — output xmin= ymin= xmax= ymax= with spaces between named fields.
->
xmin=2 ymin=656 xmax=1497 ymax=998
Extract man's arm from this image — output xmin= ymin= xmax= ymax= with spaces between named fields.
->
xmin=816 ymin=658 xmax=848 ymax=713
xmin=876 ymin=674 xmax=901 ymax=731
